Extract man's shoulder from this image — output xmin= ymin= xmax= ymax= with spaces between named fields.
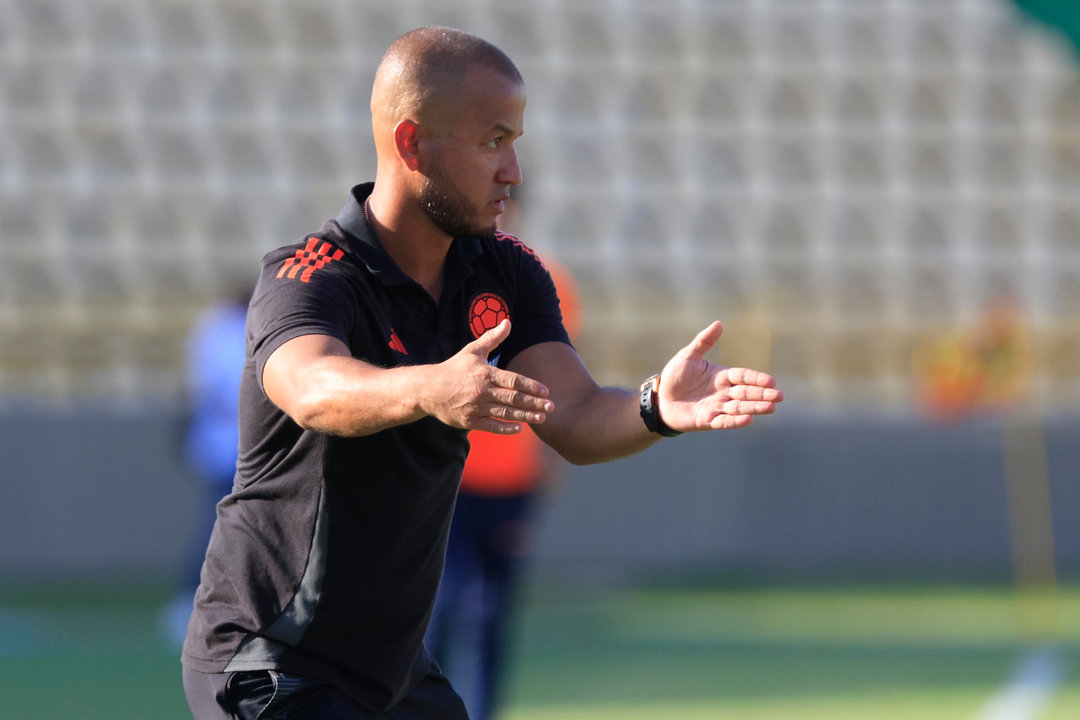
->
xmin=481 ymin=231 xmax=545 ymax=269
xmin=261 ymin=233 xmax=353 ymax=285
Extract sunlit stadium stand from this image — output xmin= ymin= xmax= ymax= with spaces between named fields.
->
xmin=2 ymin=0 xmax=1080 ymax=411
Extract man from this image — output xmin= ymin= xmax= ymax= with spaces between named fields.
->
xmin=182 ymin=26 xmax=782 ymax=720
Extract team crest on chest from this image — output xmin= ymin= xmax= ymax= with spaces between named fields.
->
xmin=468 ymin=293 xmax=510 ymax=338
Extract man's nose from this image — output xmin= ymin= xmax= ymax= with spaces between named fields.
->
xmin=498 ymin=147 xmax=522 ymax=186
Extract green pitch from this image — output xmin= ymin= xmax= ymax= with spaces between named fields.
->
xmin=2 ymin=581 xmax=1079 ymax=719
xmin=502 ymin=583 xmax=1080 ymax=720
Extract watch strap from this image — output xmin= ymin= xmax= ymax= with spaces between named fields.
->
xmin=639 ymin=373 xmax=683 ymax=437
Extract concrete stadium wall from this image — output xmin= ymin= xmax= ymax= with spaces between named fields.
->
xmin=534 ymin=412 xmax=1080 ymax=583
xmin=2 ymin=407 xmax=1078 ymax=584
xmin=0 ymin=407 xmax=198 ymax=580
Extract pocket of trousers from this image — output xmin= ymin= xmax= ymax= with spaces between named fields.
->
xmin=225 ymin=670 xmax=303 ymax=720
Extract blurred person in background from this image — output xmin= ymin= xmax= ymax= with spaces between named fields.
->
xmin=424 ymin=195 xmax=582 ymax=720
xmin=912 ymin=294 xmax=1034 ymax=423
xmin=161 ymin=280 xmax=251 ymax=647
xmin=182 ymin=26 xmax=782 ymax=720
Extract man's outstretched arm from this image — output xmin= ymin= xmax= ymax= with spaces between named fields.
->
xmin=509 ymin=321 xmax=783 ymax=465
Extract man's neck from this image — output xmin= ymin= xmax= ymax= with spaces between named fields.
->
xmin=365 ymin=191 xmax=451 ymax=302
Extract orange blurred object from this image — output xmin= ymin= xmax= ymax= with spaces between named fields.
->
xmin=912 ymin=296 xmax=1034 ymax=423
xmin=460 ymin=254 xmax=580 ymax=495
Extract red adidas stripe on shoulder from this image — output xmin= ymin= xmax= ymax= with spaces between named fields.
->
xmin=276 ymin=237 xmax=345 ymax=283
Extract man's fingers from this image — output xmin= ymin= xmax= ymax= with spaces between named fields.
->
xmin=722 ymin=399 xmax=779 ymax=416
xmin=444 ymin=384 xmax=551 ymax=433
xmin=489 ymin=386 xmax=552 ymax=417
xmin=724 ymin=366 xmax=780 ymax=390
xmin=722 ymin=375 xmax=784 ymax=416
xmin=726 ymin=384 xmax=785 ymax=403
xmin=480 ymin=369 xmax=554 ymax=426
xmin=472 ymin=418 xmax=525 ymax=435
xmin=436 ymin=323 xmax=557 ymax=432
xmin=487 ymin=404 xmax=547 ymax=424
xmin=709 ymin=414 xmax=755 ymax=430
xmin=491 ymin=367 xmax=551 ymax=403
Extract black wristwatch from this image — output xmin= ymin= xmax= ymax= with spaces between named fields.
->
xmin=639 ymin=374 xmax=683 ymax=437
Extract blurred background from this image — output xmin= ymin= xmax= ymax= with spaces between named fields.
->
xmin=4 ymin=0 xmax=1080 ymax=717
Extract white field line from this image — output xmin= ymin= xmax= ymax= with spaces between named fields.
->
xmin=976 ymin=645 xmax=1068 ymax=720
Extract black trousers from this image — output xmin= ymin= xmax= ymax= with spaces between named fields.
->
xmin=183 ymin=666 xmax=470 ymax=720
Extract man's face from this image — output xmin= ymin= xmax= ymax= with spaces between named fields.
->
xmin=418 ymin=67 xmax=525 ymax=238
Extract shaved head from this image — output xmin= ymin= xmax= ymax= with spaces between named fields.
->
xmin=371 ymin=26 xmax=523 ymax=131
xmin=367 ymin=27 xmax=526 ymax=244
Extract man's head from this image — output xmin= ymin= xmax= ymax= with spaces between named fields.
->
xmin=371 ymin=27 xmax=526 ymax=238
xmin=372 ymin=26 xmax=522 ymax=133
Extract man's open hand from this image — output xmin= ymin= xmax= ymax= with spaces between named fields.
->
xmin=657 ymin=321 xmax=783 ymax=432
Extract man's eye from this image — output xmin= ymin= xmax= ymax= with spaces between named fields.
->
xmin=488 ymin=137 xmax=503 ymax=148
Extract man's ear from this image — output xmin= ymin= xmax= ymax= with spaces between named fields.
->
xmin=394 ymin=119 xmax=422 ymax=171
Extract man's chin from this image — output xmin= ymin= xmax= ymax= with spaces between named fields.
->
xmin=459 ymin=219 xmax=498 ymax=239
xmin=423 ymin=209 xmax=495 ymax=239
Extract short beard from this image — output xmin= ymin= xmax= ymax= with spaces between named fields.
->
xmin=418 ymin=166 xmax=496 ymax=239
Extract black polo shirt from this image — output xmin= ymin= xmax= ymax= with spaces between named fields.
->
xmin=182 ymin=183 xmax=571 ymax=712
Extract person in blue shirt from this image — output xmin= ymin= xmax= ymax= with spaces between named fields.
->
xmin=161 ymin=282 xmax=250 ymax=646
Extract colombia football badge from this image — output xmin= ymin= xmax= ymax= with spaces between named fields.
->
xmin=468 ymin=293 xmax=510 ymax=338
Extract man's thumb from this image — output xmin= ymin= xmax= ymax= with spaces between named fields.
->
xmin=469 ymin=318 xmax=511 ymax=354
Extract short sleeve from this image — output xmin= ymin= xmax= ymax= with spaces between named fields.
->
xmin=247 ymin=246 xmax=358 ymax=390
xmin=495 ymin=238 xmax=573 ymax=368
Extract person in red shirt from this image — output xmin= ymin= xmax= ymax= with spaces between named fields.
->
xmin=424 ymin=254 xmax=580 ymax=720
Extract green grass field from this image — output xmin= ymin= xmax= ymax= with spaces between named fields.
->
xmin=502 ymin=583 xmax=1080 ymax=719
xmin=2 ymin=580 xmax=1078 ymax=719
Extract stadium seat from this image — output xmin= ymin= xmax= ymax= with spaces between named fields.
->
xmin=835 ymin=80 xmax=885 ymax=125
xmin=979 ymin=80 xmax=1025 ymax=128
xmin=908 ymin=141 xmax=955 ymax=188
xmin=150 ymin=2 xmax=209 ymax=51
xmin=214 ymin=2 xmax=274 ymax=53
xmin=838 ymin=141 xmax=887 ymax=186
xmin=977 ymin=139 xmax=1025 ymax=188
xmin=14 ymin=125 xmax=74 ymax=180
xmin=695 ymin=11 xmax=752 ymax=64
xmin=976 ymin=205 xmax=1023 ymax=253
xmin=839 ymin=14 xmax=889 ymax=65
xmin=768 ymin=141 xmax=818 ymax=188
xmin=832 ymin=203 xmax=885 ymax=253
xmin=214 ymin=128 xmax=274 ymax=179
xmin=906 ymin=263 xmax=954 ymax=318
xmin=1050 ymin=207 xmax=1080 ymax=251
xmin=1049 ymin=140 xmax=1080 ymax=185
xmin=559 ymin=7 xmax=614 ymax=60
xmin=86 ymin=0 xmax=144 ymax=52
xmin=905 ymin=206 xmax=953 ymax=254
xmin=5 ymin=64 xmax=59 ymax=113
xmin=15 ymin=0 xmax=73 ymax=50
xmin=145 ymin=127 xmax=207 ymax=180
xmin=907 ymin=79 xmax=954 ymax=127
xmin=766 ymin=78 xmax=816 ymax=125
xmin=906 ymin=16 xmax=957 ymax=66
